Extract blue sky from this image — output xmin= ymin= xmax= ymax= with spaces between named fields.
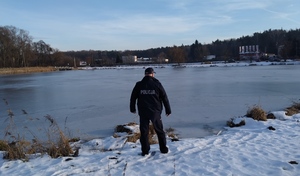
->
xmin=1 ymin=0 xmax=299 ymax=51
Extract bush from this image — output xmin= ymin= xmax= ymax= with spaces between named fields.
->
xmin=246 ymin=105 xmax=267 ymax=121
xmin=285 ymin=102 xmax=300 ymax=116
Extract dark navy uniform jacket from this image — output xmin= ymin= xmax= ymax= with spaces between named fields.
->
xmin=130 ymin=76 xmax=171 ymax=116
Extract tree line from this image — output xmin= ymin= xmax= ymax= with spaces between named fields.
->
xmin=0 ymin=26 xmax=73 ymax=68
xmin=1 ymin=25 xmax=299 ymax=68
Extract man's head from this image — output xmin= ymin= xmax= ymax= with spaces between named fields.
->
xmin=144 ymin=67 xmax=156 ymax=76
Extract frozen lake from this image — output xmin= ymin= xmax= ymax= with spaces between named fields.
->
xmin=1 ymin=63 xmax=300 ymax=139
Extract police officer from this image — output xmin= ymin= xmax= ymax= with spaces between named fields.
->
xmin=130 ymin=67 xmax=171 ymax=156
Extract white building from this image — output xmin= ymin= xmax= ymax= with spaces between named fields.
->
xmin=205 ymin=55 xmax=216 ymax=60
xmin=239 ymin=45 xmax=260 ymax=60
xmin=122 ymin=55 xmax=137 ymax=63
xmin=79 ymin=61 xmax=87 ymax=66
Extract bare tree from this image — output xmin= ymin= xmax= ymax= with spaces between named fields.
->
xmin=16 ymin=29 xmax=33 ymax=67
xmin=32 ymin=40 xmax=53 ymax=66
xmin=157 ymin=52 xmax=167 ymax=63
xmin=168 ymin=45 xmax=186 ymax=65
xmin=0 ymin=26 xmax=34 ymax=67
xmin=279 ymin=41 xmax=293 ymax=61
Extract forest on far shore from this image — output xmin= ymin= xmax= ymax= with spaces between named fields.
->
xmin=1 ymin=25 xmax=300 ymax=68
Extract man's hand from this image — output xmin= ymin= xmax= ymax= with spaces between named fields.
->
xmin=166 ymin=114 xmax=171 ymax=117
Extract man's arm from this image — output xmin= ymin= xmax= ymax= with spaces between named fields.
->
xmin=159 ymin=84 xmax=171 ymax=115
xmin=130 ymin=83 xmax=139 ymax=113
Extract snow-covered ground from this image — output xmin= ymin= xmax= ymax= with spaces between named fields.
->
xmin=0 ymin=110 xmax=299 ymax=175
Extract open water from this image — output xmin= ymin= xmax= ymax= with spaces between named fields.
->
xmin=0 ymin=64 xmax=300 ymax=139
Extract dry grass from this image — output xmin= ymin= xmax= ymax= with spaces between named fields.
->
xmin=1 ymin=100 xmax=75 ymax=160
xmin=246 ymin=105 xmax=267 ymax=121
xmin=1 ymin=115 xmax=74 ymax=160
xmin=115 ymin=122 xmax=140 ymax=143
xmin=125 ymin=123 xmax=158 ymax=144
xmin=0 ymin=140 xmax=9 ymax=151
xmin=114 ymin=122 xmax=178 ymax=145
xmin=285 ymin=102 xmax=300 ymax=116
xmin=44 ymin=115 xmax=74 ymax=158
xmin=47 ymin=137 xmax=73 ymax=158
xmin=3 ymin=140 xmax=30 ymax=161
xmin=127 ymin=133 xmax=140 ymax=143
xmin=0 ymin=67 xmax=56 ymax=75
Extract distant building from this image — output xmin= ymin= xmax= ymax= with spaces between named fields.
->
xmin=122 ymin=55 xmax=137 ymax=64
xmin=79 ymin=61 xmax=87 ymax=66
xmin=239 ymin=45 xmax=260 ymax=60
xmin=261 ymin=53 xmax=278 ymax=61
xmin=205 ymin=55 xmax=216 ymax=60
xmin=136 ymin=57 xmax=153 ymax=63
xmin=122 ymin=55 xmax=169 ymax=64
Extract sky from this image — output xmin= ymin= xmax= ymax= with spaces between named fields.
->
xmin=1 ymin=0 xmax=300 ymax=51
xmin=0 ymin=110 xmax=299 ymax=175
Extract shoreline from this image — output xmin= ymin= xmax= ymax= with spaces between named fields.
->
xmin=0 ymin=67 xmax=57 ymax=75
xmin=1 ymin=110 xmax=299 ymax=175
xmin=1 ymin=60 xmax=300 ymax=75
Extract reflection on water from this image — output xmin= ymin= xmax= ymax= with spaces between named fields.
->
xmin=1 ymin=65 xmax=300 ymax=139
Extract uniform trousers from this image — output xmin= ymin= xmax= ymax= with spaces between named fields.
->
xmin=139 ymin=113 xmax=168 ymax=154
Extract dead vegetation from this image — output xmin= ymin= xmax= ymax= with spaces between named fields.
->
xmin=44 ymin=115 xmax=74 ymax=158
xmin=246 ymin=105 xmax=267 ymax=121
xmin=227 ymin=102 xmax=300 ymax=128
xmin=227 ymin=105 xmax=270 ymax=128
xmin=1 ymin=115 xmax=75 ymax=160
xmin=285 ymin=101 xmax=300 ymax=116
xmin=114 ymin=122 xmax=178 ymax=144
xmin=0 ymin=67 xmax=56 ymax=75
xmin=3 ymin=99 xmax=299 ymax=160
xmin=114 ymin=122 xmax=158 ymax=144
xmin=0 ymin=100 xmax=76 ymax=161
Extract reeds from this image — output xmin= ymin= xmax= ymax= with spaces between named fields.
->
xmin=1 ymin=99 xmax=76 ymax=161
xmin=0 ymin=67 xmax=56 ymax=75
